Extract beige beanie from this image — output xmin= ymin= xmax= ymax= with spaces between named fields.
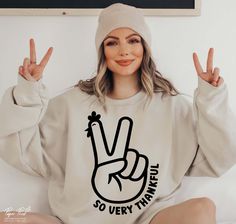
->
xmin=95 ymin=3 xmax=151 ymax=53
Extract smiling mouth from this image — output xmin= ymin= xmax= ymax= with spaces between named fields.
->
xmin=116 ymin=60 xmax=134 ymax=66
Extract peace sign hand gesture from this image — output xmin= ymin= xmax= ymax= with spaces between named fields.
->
xmin=86 ymin=111 xmax=148 ymax=204
xmin=193 ymin=48 xmax=224 ymax=87
xmin=18 ymin=38 xmax=53 ymax=82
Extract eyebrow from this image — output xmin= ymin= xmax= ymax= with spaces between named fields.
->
xmin=104 ymin=33 xmax=140 ymax=42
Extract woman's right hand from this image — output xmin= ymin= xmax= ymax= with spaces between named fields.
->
xmin=18 ymin=38 xmax=53 ymax=82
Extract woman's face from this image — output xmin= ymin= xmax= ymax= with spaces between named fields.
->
xmin=103 ymin=28 xmax=144 ymax=77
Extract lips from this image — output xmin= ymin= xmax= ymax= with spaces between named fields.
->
xmin=116 ymin=59 xmax=134 ymax=66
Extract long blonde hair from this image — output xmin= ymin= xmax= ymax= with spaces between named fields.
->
xmin=75 ymin=39 xmax=179 ymax=104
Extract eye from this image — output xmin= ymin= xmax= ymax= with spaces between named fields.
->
xmin=105 ymin=41 xmax=117 ymax=46
xmin=128 ymin=38 xmax=141 ymax=44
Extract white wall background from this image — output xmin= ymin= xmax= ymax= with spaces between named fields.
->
xmin=0 ymin=0 xmax=236 ymax=113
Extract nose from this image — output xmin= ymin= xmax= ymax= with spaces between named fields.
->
xmin=120 ymin=52 xmax=128 ymax=56
xmin=119 ymin=43 xmax=130 ymax=56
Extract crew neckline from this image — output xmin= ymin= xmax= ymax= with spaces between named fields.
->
xmin=105 ymin=90 xmax=147 ymax=106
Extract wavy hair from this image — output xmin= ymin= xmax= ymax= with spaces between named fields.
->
xmin=75 ymin=38 xmax=179 ymax=105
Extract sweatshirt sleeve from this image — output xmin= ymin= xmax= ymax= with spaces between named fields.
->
xmin=0 ymin=75 xmax=65 ymax=180
xmin=186 ymin=77 xmax=236 ymax=177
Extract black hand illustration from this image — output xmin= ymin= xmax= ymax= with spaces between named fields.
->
xmin=85 ymin=111 xmax=149 ymax=204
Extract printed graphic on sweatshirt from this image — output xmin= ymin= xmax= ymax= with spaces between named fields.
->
xmin=85 ymin=111 xmax=159 ymax=214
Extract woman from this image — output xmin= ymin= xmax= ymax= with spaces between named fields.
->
xmin=0 ymin=3 xmax=236 ymax=224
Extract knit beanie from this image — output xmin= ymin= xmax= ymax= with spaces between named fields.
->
xmin=95 ymin=3 xmax=151 ymax=53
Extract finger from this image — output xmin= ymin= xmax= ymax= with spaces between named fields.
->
xmin=217 ymin=76 xmax=224 ymax=86
xmin=39 ymin=47 xmax=53 ymax=69
xmin=30 ymin=38 xmax=37 ymax=64
xmin=23 ymin=58 xmax=35 ymax=81
xmin=206 ymin=48 xmax=214 ymax=73
xmin=113 ymin=117 xmax=133 ymax=158
xmin=91 ymin=120 xmax=111 ymax=163
xmin=213 ymin=67 xmax=220 ymax=81
xmin=193 ymin=52 xmax=203 ymax=75
xmin=211 ymin=67 xmax=220 ymax=86
xmin=101 ymin=159 xmax=125 ymax=175
xmin=23 ymin=70 xmax=35 ymax=81
xmin=131 ymin=155 xmax=148 ymax=180
xmin=23 ymin=58 xmax=30 ymax=75
xmin=121 ymin=149 xmax=148 ymax=180
xmin=121 ymin=150 xmax=138 ymax=177
xmin=18 ymin=66 xmax=24 ymax=75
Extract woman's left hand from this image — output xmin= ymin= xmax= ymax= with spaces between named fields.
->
xmin=193 ymin=48 xmax=224 ymax=87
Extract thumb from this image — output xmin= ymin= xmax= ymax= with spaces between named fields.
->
xmin=23 ymin=58 xmax=36 ymax=82
xmin=100 ymin=159 xmax=126 ymax=175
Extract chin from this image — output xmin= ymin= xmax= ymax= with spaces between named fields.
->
xmin=113 ymin=70 xmax=138 ymax=77
xmin=110 ymin=65 xmax=141 ymax=77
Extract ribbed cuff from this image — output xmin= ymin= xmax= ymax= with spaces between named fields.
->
xmin=196 ymin=76 xmax=227 ymax=99
xmin=17 ymin=74 xmax=43 ymax=93
xmin=13 ymin=74 xmax=49 ymax=106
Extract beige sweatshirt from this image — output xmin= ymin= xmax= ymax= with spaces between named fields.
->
xmin=0 ymin=74 xmax=236 ymax=224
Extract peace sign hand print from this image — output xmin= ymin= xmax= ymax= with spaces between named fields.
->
xmin=85 ymin=111 xmax=149 ymax=204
